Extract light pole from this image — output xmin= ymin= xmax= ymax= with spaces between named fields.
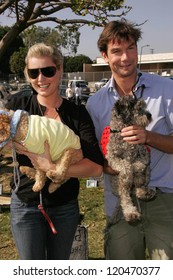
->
xmin=139 ymin=44 xmax=150 ymax=69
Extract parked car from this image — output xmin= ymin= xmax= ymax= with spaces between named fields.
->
xmin=95 ymin=78 xmax=109 ymax=91
xmin=1 ymin=82 xmax=15 ymax=92
xmin=12 ymin=87 xmax=33 ymax=99
xmin=0 ymin=83 xmax=11 ymax=100
xmin=163 ymin=76 xmax=173 ymax=80
xmin=68 ymin=79 xmax=90 ymax=95
xmin=20 ymin=84 xmax=32 ymax=91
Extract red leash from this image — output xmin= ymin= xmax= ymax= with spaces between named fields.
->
xmin=38 ymin=191 xmax=57 ymax=235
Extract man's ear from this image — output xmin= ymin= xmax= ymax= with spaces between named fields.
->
xmin=101 ymin=51 xmax=109 ymax=64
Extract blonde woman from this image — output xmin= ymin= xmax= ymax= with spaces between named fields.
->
xmin=6 ymin=43 xmax=103 ymax=260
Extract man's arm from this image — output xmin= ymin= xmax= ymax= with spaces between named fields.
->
xmin=121 ymin=125 xmax=173 ymax=154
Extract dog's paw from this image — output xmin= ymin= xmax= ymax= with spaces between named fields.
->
xmin=123 ymin=208 xmax=141 ymax=222
xmin=48 ymin=182 xmax=61 ymax=194
xmin=20 ymin=166 xmax=36 ymax=179
xmin=32 ymin=182 xmax=43 ymax=192
xmin=46 ymin=169 xmax=66 ymax=183
xmin=136 ymin=187 xmax=156 ymax=200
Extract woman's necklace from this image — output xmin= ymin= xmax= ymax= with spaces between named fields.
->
xmin=37 ymin=100 xmax=59 ymax=120
xmin=44 ymin=108 xmax=59 ymax=119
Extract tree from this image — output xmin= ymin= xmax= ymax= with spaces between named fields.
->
xmin=21 ymin=25 xmax=80 ymax=54
xmin=9 ymin=25 xmax=80 ymax=75
xmin=10 ymin=47 xmax=27 ymax=75
xmin=65 ymin=55 xmax=92 ymax=72
xmin=0 ymin=25 xmax=24 ymax=74
xmin=0 ymin=0 xmax=131 ymax=63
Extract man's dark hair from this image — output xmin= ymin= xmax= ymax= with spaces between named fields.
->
xmin=97 ymin=18 xmax=142 ymax=54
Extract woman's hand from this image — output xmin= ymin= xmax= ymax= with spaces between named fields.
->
xmin=121 ymin=125 xmax=148 ymax=144
xmin=13 ymin=141 xmax=103 ymax=178
xmin=14 ymin=141 xmax=56 ymax=172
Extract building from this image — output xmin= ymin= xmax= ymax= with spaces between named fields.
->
xmin=62 ymin=52 xmax=173 ymax=86
xmin=84 ymin=52 xmax=173 ymax=77
xmin=138 ymin=53 xmax=173 ymax=76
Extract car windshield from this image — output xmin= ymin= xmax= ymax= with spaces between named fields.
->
xmin=76 ymin=81 xmax=87 ymax=87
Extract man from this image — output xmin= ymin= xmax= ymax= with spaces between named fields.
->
xmin=75 ymin=84 xmax=82 ymax=105
xmin=86 ymin=19 xmax=173 ymax=260
xmin=66 ymin=84 xmax=74 ymax=102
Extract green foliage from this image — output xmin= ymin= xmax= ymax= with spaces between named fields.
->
xmin=10 ymin=47 xmax=27 ymax=75
xmin=8 ymin=25 xmax=82 ymax=75
xmin=21 ymin=26 xmax=61 ymax=48
xmin=22 ymin=25 xmax=80 ymax=55
xmin=70 ymin=0 xmax=127 ymax=25
xmin=57 ymin=25 xmax=80 ymax=55
xmin=65 ymin=55 xmax=92 ymax=72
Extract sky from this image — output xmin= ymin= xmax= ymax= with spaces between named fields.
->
xmin=76 ymin=0 xmax=173 ymax=59
xmin=1 ymin=0 xmax=173 ymax=60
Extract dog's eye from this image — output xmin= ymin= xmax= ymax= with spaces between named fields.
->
xmin=137 ymin=108 xmax=145 ymax=115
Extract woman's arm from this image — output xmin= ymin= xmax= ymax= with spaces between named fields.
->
xmin=14 ymin=141 xmax=103 ymax=178
xmin=66 ymin=158 xmax=103 ymax=178
xmin=103 ymin=159 xmax=119 ymax=175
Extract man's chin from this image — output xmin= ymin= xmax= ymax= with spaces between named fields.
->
xmin=119 ymin=68 xmax=136 ymax=78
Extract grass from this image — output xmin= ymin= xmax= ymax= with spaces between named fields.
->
xmin=0 ymin=155 xmax=106 ymax=260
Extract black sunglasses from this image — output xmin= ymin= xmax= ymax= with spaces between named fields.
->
xmin=27 ymin=66 xmax=57 ymax=79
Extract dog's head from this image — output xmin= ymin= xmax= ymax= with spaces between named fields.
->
xmin=0 ymin=112 xmax=11 ymax=149
xmin=112 ymin=96 xmax=152 ymax=127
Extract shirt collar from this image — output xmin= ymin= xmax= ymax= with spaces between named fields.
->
xmin=107 ymin=71 xmax=151 ymax=95
xmin=11 ymin=110 xmax=26 ymax=137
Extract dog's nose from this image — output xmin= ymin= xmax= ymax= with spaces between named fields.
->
xmin=147 ymin=112 xmax=152 ymax=120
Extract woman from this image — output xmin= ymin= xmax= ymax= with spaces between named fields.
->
xmin=6 ymin=43 xmax=103 ymax=260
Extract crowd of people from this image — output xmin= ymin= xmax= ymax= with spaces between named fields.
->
xmin=2 ymin=18 xmax=173 ymax=260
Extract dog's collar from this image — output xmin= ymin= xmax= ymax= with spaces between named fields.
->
xmin=0 ymin=109 xmax=27 ymax=148
xmin=0 ymin=110 xmax=10 ymax=116
xmin=110 ymin=129 xmax=121 ymax=133
xmin=11 ymin=110 xmax=26 ymax=138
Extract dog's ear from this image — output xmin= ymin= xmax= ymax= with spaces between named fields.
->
xmin=114 ymin=96 xmax=135 ymax=115
xmin=134 ymin=98 xmax=146 ymax=110
xmin=0 ymin=114 xmax=11 ymax=142
xmin=114 ymin=99 xmax=124 ymax=116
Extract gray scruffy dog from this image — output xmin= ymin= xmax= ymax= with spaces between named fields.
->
xmin=106 ymin=95 xmax=155 ymax=222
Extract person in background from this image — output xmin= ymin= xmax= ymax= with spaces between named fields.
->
xmin=5 ymin=42 xmax=104 ymax=260
xmin=65 ymin=82 xmax=74 ymax=101
xmin=86 ymin=19 xmax=173 ymax=260
xmin=75 ymin=83 xmax=82 ymax=105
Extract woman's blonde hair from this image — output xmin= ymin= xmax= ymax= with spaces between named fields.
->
xmin=24 ymin=43 xmax=63 ymax=81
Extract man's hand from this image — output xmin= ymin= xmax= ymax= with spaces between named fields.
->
xmin=121 ymin=125 xmax=147 ymax=144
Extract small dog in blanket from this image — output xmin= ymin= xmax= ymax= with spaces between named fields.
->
xmin=0 ymin=109 xmax=83 ymax=193
xmin=102 ymin=95 xmax=155 ymax=222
